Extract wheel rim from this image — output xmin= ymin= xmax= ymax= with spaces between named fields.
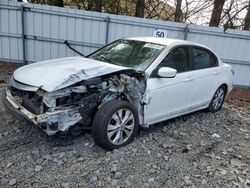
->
xmin=212 ymin=88 xmax=225 ymax=110
xmin=107 ymin=108 xmax=135 ymax=145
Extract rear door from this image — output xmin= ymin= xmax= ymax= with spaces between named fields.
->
xmin=189 ymin=46 xmax=220 ymax=107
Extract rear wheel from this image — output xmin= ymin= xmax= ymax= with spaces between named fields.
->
xmin=207 ymin=85 xmax=226 ymax=112
xmin=92 ymin=100 xmax=139 ymax=150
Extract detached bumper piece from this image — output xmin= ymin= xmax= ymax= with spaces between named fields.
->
xmin=2 ymin=89 xmax=82 ymax=135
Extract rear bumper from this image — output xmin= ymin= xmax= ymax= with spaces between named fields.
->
xmin=2 ymin=89 xmax=82 ymax=135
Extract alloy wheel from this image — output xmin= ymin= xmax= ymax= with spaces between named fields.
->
xmin=212 ymin=88 xmax=225 ymax=110
xmin=107 ymin=108 xmax=135 ymax=145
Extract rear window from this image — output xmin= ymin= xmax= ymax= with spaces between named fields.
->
xmin=191 ymin=47 xmax=218 ymax=70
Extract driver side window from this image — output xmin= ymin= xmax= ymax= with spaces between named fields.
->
xmin=158 ymin=47 xmax=189 ymax=73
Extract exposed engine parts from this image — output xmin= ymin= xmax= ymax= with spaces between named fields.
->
xmin=9 ymin=71 xmax=146 ymax=135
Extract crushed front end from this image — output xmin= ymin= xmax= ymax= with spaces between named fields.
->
xmin=3 ymin=71 xmax=146 ymax=135
xmin=2 ymin=77 xmax=87 ymax=135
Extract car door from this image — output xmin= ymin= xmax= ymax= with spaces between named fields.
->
xmin=189 ymin=47 xmax=220 ymax=107
xmin=144 ymin=46 xmax=196 ymax=125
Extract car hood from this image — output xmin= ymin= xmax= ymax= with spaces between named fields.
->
xmin=13 ymin=56 xmax=129 ymax=92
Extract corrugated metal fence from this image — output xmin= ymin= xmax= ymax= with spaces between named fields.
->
xmin=0 ymin=0 xmax=250 ymax=87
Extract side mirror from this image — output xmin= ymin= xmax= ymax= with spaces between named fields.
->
xmin=158 ymin=67 xmax=177 ymax=78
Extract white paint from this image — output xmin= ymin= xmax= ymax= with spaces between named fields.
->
xmin=13 ymin=56 xmax=128 ymax=92
xmin=7 ymin=37 xmax=234 ymax=133
xmin=142 ymin=38 xmax=233 ymax=125
xmin=13 ymin=37 xmax=217 ymax=92
xmin=158 ymin=67 xmax=177 ymax=78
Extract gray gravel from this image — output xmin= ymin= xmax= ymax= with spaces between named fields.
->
xmin=0 ymin=80 xmax=250 ymax=187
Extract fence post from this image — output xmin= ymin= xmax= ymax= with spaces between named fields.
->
xmin=21 ymin=4 xmax=26 ymax=64
xmin=105 ymin=16 xmax=110 ymax=44
xmin=184 ymin=24 xmax=189 ymax=40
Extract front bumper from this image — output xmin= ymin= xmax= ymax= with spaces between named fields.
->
xmin=2 ymin=89 xmax=82 ymax=135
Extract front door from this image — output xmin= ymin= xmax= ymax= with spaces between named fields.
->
xmin=144 ymin=46 xmax=196 ymax=125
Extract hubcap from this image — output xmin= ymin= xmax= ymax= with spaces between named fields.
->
xmin=212 ymin=88 xmax=225 ymax=110
xmin=107 ymin=108 xmax=135 ymax=145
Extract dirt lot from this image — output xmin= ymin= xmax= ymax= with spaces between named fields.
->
xmin=0 ymin=63 xmax=249 ymax=188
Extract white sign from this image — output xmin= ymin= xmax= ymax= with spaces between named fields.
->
xmin=153 ymin=29 xmax=168 ymax=38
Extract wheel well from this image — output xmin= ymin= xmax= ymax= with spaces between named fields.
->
xmin=220 ymin=83 xmax=228 ymax=93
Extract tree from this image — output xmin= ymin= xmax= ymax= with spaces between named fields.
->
xmin=220 ymin=0 xmax=249 ymax=30
xmin=144 ymin=0 xmax=175 ymax=21
xmin=94 ymin=0 xmax=102 ymax=12
xmin=181 ymin=0 xmax=213 ymax=24
xmin=209 ymin=0 xmax=225 ymax=27
xmin=174 ymin=0 xmax=182 ymax=22
xmin=48 ymin=0 xmax=64 ymax=7
xmin=244 ymin=1 xmax=250 ymax=30
xmin=26 ymin=0 xmax=249 ymax=31
xmin=135 ymin=0 xmax=145 ymax=18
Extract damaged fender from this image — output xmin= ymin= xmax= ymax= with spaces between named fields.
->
xmin=4 ymin=69 xmax=147 ymax=135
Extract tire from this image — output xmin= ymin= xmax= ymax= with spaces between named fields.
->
xmin=92 ymin=100 xmax=139 ymax=150
xmin=207 ymin=85 xmax=227 ymax=113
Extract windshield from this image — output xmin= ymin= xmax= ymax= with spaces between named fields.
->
xmin=88 ymin=39 xmax=165 ymax=71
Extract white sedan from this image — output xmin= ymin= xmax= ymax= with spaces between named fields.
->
xmin=3 ymin=37 xmax=233 ymax=149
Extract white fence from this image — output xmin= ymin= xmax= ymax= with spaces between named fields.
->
xmin=0 ymin=0 xmax=250 ymax=87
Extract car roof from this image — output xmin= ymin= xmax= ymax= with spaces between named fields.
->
xmin=126 ymin=37 xmax=209 ymax=49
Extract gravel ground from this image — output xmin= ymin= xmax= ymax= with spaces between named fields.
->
xmin=0 ymin=63 xmax=250 ymax=188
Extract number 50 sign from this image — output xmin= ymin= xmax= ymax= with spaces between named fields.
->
xmin=153 ymin=29 xmax=168 ymax=38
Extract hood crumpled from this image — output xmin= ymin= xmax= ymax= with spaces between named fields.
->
xmin=13 ymin=56 xmax=129 ymax=92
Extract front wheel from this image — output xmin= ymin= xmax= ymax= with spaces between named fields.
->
xmin=207 ymin=85 xmax=226 ymax=112
xmin=92 ymin=100 xmax=139 ymax=150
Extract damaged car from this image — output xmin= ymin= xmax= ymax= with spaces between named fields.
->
xmin=2 ymin=37 xmax=234 ymax=149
